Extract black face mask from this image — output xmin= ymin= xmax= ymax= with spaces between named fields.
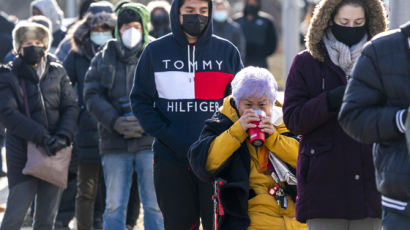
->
xmin=21 ymin=46 xmax=45 ymax=65
xmin=245 ymin=4 xmax=259 ymax=16
xmin=331 ymin=23 xmax=367 ymax=47
xmin=181 ymin=14 xmax=208 ymax=37
xmin=152 ymin=13 xmax=169 ymax=28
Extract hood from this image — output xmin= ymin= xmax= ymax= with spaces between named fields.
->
xmin=115 ymin=3 xmax=150 ymax=49
xmin=30 ymin=0 xmax=64 ymax=33
xmin=71 ymin=11 xmax=116 ymax=56
xmin=170 ymin=0 xmax=213 ymax=46
xmin=306 ymin=0 xmax=387 ymax=62
xmin=219 ymin=96 xmax=240 ymax=123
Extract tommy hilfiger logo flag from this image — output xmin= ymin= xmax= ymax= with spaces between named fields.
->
xmin=155 ymin=71 xmax=234 ymax=100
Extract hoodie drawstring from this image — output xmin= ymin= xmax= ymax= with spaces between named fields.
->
xmin=187 ymin=45 xmax=196 ymax=82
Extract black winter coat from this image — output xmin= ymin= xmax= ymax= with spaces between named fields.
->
xmin=64 ymin=41 xmax=100 ymax=163
xmin=0 ymin=55 xmax=78 ymax=188
xmin=339 ymin=22 xmax=410 ymax=216
xmin=189 ymin=107 xmax=251 ymax=230
xmin=84 ymin=40 xmax=153 ymax=155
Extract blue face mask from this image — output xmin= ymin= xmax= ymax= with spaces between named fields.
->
xmin=90 ymin=31 xmax=112 ymax=46
xmin=213 ymin=10 xmax=228 ymax=23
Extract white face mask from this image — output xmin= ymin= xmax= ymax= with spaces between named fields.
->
xmin=121 ymin=27 xmax=142 ymax=49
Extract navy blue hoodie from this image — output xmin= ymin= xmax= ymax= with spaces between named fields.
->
xmin=130 ymin=0 xmax=243 ymax=164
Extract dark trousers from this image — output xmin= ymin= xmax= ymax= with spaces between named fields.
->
xmin=0 ymin=178 xmax=63 ymax=230
xmin=126 ymin=172 xmax=141 ymax=227
xmin=154 ymin=155 xmax=213 ymax=230
xmin=382 ymin=207 xmax=410 ymax=230
xmin=55 ymin=172 xmax=77 ymax=225
xmin=75 ymin=163 xmax=105 ymax=230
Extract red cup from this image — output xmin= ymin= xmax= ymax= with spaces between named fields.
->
xmin=248 ymin=109 xmax=266 ymax=147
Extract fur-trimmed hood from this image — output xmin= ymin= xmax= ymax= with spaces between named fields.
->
xmin=12 ymin=21 xmax=51 ymax=53
xmin=306 ymin=0 xmax=387 ymax=62
xmin=71 ymin=11 xmax=116 ymax=56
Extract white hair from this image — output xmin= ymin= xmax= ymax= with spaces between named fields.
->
xmin=231 ymin=66 xmax=278 ymax=107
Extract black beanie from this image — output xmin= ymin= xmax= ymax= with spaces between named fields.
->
xmin=117 ymin=9 xmax=142 ymax=30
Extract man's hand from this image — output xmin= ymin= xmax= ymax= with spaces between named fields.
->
xmin=114 ymin=116 xmax=144 ymax=139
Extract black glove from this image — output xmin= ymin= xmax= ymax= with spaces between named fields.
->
xmin=43 ymin=135 xmax=69 ymax=156
xmin=326 ymin=85 xmax=346 ymax=112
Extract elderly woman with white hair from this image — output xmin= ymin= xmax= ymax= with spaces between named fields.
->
xmin=189 ymin=66 xmax=306 ymax=230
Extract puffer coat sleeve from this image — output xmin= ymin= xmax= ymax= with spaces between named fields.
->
xmin=55 ymin=67 xmax=79 ymax=141
xmin=83 ymin=52 xmax=119 ymax=133
xmin=0 ymin=68 xmax=49 ymax=145
xmin=338 ymin=44 xmax=402 ymax=145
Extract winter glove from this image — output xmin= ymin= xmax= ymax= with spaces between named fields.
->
xmin=113 ymin=116 xmax=144 ymax=139
xmin=326 ymin=85 xmax=346 ymax=112
xmin=43 ymin=135 xmax=69 ymax=156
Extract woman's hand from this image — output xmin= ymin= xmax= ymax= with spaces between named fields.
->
xmin=259 ymin=116 xmax=275 ymax=136
xmin=239 ymin=109 xmax=260 ymax=132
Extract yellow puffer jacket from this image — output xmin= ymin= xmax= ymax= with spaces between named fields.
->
xmin=206 ymin=96 xmax=306 ymax=230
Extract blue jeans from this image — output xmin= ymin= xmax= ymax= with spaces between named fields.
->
xmin=101 ymin=150 xmax=164 ymax=230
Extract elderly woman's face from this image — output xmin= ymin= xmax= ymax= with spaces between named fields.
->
xmin=238 ymin=95 xmax=271 ymax=117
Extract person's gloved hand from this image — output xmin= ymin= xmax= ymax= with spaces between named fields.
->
xmin=43 ymin=135 xmax=69 ymax=156
xmin=327 ymin=85 xmax=346 ymax=112
xmin=113 ymin=116 xmax=144 ymax=139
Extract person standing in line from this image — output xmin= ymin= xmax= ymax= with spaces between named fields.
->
xmin=84 ymin=3 xmax=164 ymax=230
xmin=339 ymin=21 xmax=410 ymax=230
xmin=213 ymin=0 xmax=246 ymax=62
xmin=234 ymin=0 xmax=277 ymax=68
xmin=63 ymin=5 xmax=116 ymax=230
xmin=130 ymin=0 xmax=243 ymax=229
xmin=147 ymin=0 xmax=172 ymax=38
xmin=282 ymin=0 xmax=387 ymax=229
xmin=0 ymin=21 xmax=78 ymax=230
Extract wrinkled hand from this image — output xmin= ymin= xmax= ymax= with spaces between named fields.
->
xmin=43 ymin=135 xmax=68 ymax=156
xmin=238 ymin=109 xmax=260 ymax=132
xmin=114 ymin=116 xmax=144 ymax=139
xmin=258 ymin=116 xmax=275 ymax=136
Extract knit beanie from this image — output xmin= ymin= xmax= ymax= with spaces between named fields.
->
xmin=117 ymin=8 xmax=142 ymax=30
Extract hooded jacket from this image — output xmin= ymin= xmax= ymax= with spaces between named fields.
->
xmin=31 ymin=0 xmax=66 ymax=50
xmin=282 ymin=0 xmax=387 ymax=222
xmin=130 ymin=0 xmax=243 ymax=165
xmin=63 ymin=12 xmax=116 ymax=162
xmin=84 ymin=3 xmax=153 ymax=155
xmin=339 ymin=22 xmax=410 ymax=217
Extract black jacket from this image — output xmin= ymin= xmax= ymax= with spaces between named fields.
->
xmin=234 ymin=11 xmax=277 ymax=68
xmin=213 ymin=19 xmax=246 ymax=62
xmin=339 ymin=22 xmax=410 ymax=216
xmin=84 ymin=40 xmax=153 ymax=155
xmin=0 ymin=55 xmax=78 ymax=188
xmin=189 ymin=107 xmax=251 ymax=230
xmin=64 ymin=40 xmax=99 ymax=163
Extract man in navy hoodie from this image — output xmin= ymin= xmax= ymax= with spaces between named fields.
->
xmin=130 ymin=0 xmax=243 ymax=229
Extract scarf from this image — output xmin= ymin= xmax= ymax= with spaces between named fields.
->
xmin=323 ymin=29 xmax=368 ymax=76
